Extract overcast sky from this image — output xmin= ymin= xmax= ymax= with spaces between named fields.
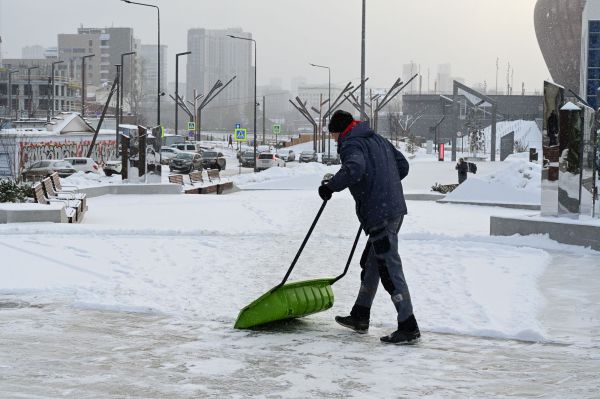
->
xmin=0 ymin=0 xmax=550 ymax=91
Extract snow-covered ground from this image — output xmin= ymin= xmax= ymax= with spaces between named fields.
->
xmin=1 ymin=142 xmax=599 ymax=397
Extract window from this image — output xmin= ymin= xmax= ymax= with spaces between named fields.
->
xmin=590 ymin=21 xmax=600 ymax=33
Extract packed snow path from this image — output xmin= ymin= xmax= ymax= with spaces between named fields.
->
xmin=1 ymin=186 xmax=599 ymax=397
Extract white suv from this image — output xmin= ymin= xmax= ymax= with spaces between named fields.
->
xmin=64 ymin=157 xmax=100 ymax=174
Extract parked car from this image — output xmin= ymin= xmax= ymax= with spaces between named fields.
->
xmin=64 ymin=157 xmax=100 ymax=174
xmin=256 ymin=152 xmax=286 ymax=171
xmin=103 ymin=160 xmax=122 ymax=176
xmin=22 ymin=160 xmax=76 ymax=181
xmin=200 ymin=150 xmax=226 ymax=170
xmin=160 ymin=146 xmax=182 ymax=164
xmin=239 ymin=150 xmax=256 ymax=168
xmin=299 ymin=150 xmax=318 ymax=163
xmin=169 ymin=152 xmax=203 ymax=173
xmin=321 ymin=152 xmax=341 ymax=165
xmin=171 ymin=142 xmax=199 ymax=152
xmin=277 ymin=149 xmax=296 ymax=162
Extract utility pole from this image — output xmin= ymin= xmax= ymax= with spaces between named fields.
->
xmin=495 ymin=57 xmax=499 ymax=95
xmin=262 ymin=95 xmax=266 ymax=145
xmin=81 ymin=54 xmax=95 ymax=117
xmin=175 ymin=51 xmax=191 ymax=136
xmin=115 ymin=64 xmax=121 ymax=144
xmin=51 ymin=60 xmax=64 ymax=118
xmin=27 ymin=66 xmax=39 ymax=118
xmin=7 ymin=69 xmax=17 ymax=120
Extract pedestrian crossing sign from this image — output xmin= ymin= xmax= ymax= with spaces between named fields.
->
xmin=234 ymin=128 xmax=247 ymax=142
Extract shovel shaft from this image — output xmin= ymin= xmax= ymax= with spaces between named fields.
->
xmin=275 ymin=200 xmax=328 ymax=290
xmin=332 ymin=225 xmax=363 ymax=285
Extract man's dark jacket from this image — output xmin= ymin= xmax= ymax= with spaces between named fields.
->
xmin=327 ymin=122 xmax=409 ymax=231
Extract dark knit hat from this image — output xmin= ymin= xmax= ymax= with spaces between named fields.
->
xmin=328 ymin=110 xmax=354 ymax=133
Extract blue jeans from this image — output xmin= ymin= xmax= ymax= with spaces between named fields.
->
xmin=355 ymin=216 xmax=414 ymax=322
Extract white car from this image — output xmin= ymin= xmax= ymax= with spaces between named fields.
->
xmin=256 ymin=152 xmax=286 ymax=171
xmin=277 ymin=149 xmax=295 ymax=162
xmin=160 ymin=146 xmax=182 ymax=164
xmin=63 ymin=157 xmax=100 ymax=174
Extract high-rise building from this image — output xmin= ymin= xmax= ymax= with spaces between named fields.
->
xmin=58 ymin=31 xmax=102 ymax=87
xmin=139 ymin=44 xmax=167 ymax=121
xmin=186 ymin=27 xmax=253 ymax=130
xmin=21 ymin=45 xmax=45 ymax=59
xmin=402 ymin=62 xmax=419 ymax=94
xmin=58 ymin=27 xmax=137 ymax=88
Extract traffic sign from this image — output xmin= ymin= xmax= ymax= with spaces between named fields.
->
xmin=187 ymin=121 xmax=196 ymax=131
xmin=235 ymin=123 xmax=241 ymax=129
xmin=272 ymin=124 xmax=281 ymax=135
xmin=234 ymin=128 xmax=248 ymax=142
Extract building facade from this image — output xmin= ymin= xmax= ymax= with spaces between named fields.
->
xmin=186 ymin=27 xmax=253 ymax=130
xmin=0 ymin=60 xmax=77 ymax=118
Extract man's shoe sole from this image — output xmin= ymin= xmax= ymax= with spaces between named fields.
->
xmin=335 ymin=318 xmax=368 ymax=334
xmin=380 ymin=336 xmax=421 ymax=345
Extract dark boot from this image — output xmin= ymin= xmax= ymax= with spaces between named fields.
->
xmin=380 ymin=314 xmax=420 ymax=344
xmin=335 ymin=304 xmax=370 ymax=334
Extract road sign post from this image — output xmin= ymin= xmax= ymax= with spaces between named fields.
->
xmin=234 ymin=128 xmax=248 ymax=142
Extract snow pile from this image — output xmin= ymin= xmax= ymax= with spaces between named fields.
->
xmin=62 ymin=171 xmax=121 ymax=187
xmin=231 ymin=162 xmax=339 ymax=189
xmin=444 ymin=157 xmax=541 ymax=205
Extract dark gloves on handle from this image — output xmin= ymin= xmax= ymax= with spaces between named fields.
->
xmin=319 ymin=183 xmax=333 ymax=201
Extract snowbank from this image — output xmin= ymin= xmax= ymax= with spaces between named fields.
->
xmin=444 ymin=157 xmax=541 ymax=205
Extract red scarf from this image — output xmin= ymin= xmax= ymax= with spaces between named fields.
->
xmin=340 ymin=120 xmax=361 ymax=140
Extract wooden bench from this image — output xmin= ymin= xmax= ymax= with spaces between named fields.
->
xmin=189 ymin=170 xmax=204 ymax=185
xmin=33 ymin=183 xmax=77 ymax=223
xmin=207 ymin=169 xmax=221 ymax=183
xmin=168 ymin=174 xmax=184 ymax=185
xmin=168 ymin=174 xmax=201 ymax=194
xmin=42 ymin=177 xmax=85 ymax=219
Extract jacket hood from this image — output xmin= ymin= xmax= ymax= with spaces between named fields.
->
xmin=338 ymin=121 xmax=374 ymax=149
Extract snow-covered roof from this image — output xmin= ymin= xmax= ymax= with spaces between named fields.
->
xmin=48 ymin=113 xmax=96 ymax=134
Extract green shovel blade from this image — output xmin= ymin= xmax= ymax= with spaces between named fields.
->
xmin=234 ymin=278 xmax=335 ymax=329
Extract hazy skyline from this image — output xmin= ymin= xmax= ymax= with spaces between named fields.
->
xmin=0 ymin=0 xmax=550 ymax=91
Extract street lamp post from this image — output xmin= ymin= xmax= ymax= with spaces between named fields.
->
xmin=360 ymin=0 xmax=366 ymax=119
xmin=51 ymin=60 xmax=64 ymax=118
xmin=175 ymin=51 xmax=191 ymax=136
xmin=27 ymin=66 xmax=39 ymax=118
xmin=115 ymin=64 xmax=122 ymax=144
xmin=7 ymin=69 xmax=18 ymax=120
xmin=120 ymin=0 xmax=161 ymax=127
xmin=310 ymin=63 xmax=331 ymax=159
xmin=81 ymin=54 xmax=95 ymax=117
xmin=228 ymin=34 xmax=257 ymax=172
xmin=120 ymin=51 xmax=136 ymax=124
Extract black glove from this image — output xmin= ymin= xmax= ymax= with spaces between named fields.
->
xmin=319 ymin=183 xmax=333 ymax=201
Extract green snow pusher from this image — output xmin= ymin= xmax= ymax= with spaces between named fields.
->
xmin=234 ymin=200 xmax=362 ymax=329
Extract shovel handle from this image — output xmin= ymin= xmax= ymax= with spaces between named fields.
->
xmin=275 ymin=199 xmax=328 ymax=290
xmin=331 ymin=225 xmax=362 ymax=285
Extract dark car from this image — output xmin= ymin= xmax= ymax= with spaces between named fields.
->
xmin=239 ymin=151 xmax=256 ymax=168
xmin=299 ymin=150 xmax=318 ymax=163
xmin=200 ymin=151 xmax=226 ymax=170
xmin=169 ymin=152 xmax=203 ymax=173
xmin=321 ymin=152 xmax=341 ymax=165
xmin=22 ymin=160 xmax=76 ymax=181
